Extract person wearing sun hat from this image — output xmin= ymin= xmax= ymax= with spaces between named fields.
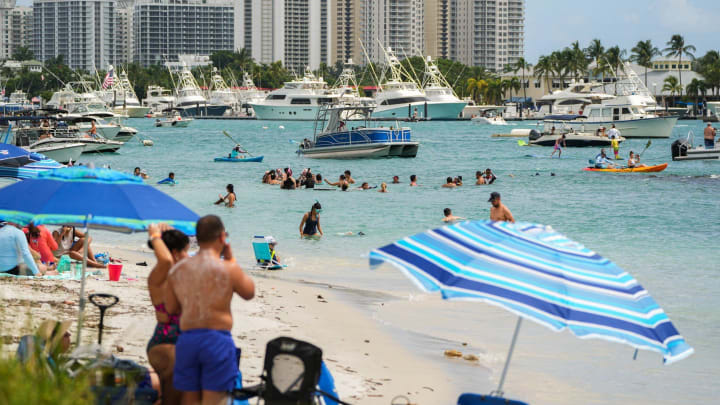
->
xmin=264 ymin=236 xmax=280 ymax=266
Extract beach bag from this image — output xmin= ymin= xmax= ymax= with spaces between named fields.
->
xmin=262 ymin=337 xmax=323 ymax=404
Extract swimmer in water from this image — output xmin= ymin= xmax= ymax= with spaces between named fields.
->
xmin=442 ymin=177 xmax=457 ymax=188
xmin=379 ymin=182 xmax=388 ymax=193
xmin=489 ymin=192 xmax=514 ymax=223
xmin=410 ymin=174 xmax=418 ymax=186
xmin=391 ymin=176 xmax=400 ymax=184
xmin=299 ymin=202 xmax=323 ymax=238
xmin=214 ymin=184 xmax=236 ymax=207
xmin=442 ymin=208 xmax=465 ymax=223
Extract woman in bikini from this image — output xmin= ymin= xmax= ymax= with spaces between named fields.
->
xmin=146 ymin=223 xmax=190 ymax=405
xmin=214 ymin=184 xmax=236 ymax=207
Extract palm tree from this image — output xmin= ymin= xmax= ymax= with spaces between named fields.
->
xmin=584 ymin=39 xmax=605 ymax=80
xmin=466 ymin=78 xmax=489 ymax=104
xmin=568 ymin=41 xmax=589 ymax=81
xmin=534 ymin=55 xmax=554 ymax=94
xmin=485 ymin=79 xmax=506 ymax=105
xmin=662 ymin=76 xmax=682 ymax=106
xmin=630 ymin=40 xmax=660 ymax=87
xmin=686 ymin=78 xmax=706 ymax=115
xmin=505 ymin=77 xmax=521 ymax=100
xmin=512 ymin=57 xmax=532 ymax=112
xmin=663 ymin=34 xmax=696 ymax=95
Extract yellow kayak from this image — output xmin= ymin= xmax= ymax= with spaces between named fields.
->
xmin=583 ymin=163 xmax=668 ymax=173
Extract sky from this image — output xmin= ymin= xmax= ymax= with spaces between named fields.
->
xmin=525 ymin=0 xmax=720 ymax=63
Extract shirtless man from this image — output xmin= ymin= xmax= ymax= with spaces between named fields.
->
xmin=344 ymin=170 xmax=356 ymax=184
xmin=704 ymin=123 xmax=716 ymax=149
xmin=325 ymin=174 xmax=348 ymax=188
xmin=165 ymin=215 xmax=255 ymax=405
xmin=442 ymin=177 xmax=457 ymax=188
xmin=488 ymin=192 xmax=515 ymax=223
xmin=409 ymin=174 xmax=418 ymax=186
xmin=442 ymin=208 xmax=465 ymax=223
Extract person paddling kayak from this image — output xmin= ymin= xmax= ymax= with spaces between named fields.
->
xmin=594 ymin=149 xmax=617 ymax=169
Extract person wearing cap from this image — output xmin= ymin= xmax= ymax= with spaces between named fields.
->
xmin=140 ymin=169 xmax=149 ymax=180
xmin=261 ymin=236 xmax=281 ymax=267
xmin=0 ymin=221 xmax=40 ymax=276
xmin=488 ymin=192 xmax=515 ymax=223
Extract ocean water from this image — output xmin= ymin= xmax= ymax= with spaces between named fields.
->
xmin=14 ymin=118 xmax=720 ymax=403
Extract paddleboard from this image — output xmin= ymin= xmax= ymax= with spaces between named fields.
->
xmin=525 ymin=154 xmax=561 ymax=159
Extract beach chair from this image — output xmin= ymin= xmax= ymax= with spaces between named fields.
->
xmin=457 ymin=393 xmax=529 ymax=405
xmin=252 ymin=236 xmax=285 ymax=270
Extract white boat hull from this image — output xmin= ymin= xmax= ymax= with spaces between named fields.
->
xmin=543 ymin=116 xmax=678 ymax=138
xmin=472 ymin=116 xmax=508 ymax=125
xmin=113 ymin=105 xmax=151 ymax=118
xmin=155 ymin=119 xmax=192 ymax=128
xmin=250 ymin=104 xmax=321 ymax=120
xmin=371 ymin=101 xmax=465 ymax=120
xmin=30 ymin=143 xmax=85 ymax=164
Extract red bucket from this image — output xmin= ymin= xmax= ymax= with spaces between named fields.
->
xmin=108 ymin=263 xmax=123 ymax=281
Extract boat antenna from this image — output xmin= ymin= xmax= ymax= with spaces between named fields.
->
xmin=358 ymin=40 xmax=380 ymax=89
xmin=399 ymin=47 xmax=422 ymax=86
xmin=41 ymin=64 xmax=67 ymax=88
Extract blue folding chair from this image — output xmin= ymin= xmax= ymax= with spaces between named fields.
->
xmin=252 ymin=236 xmax=286 ymax=270
xmin=457 ymin=393 xmax=529 ymax=405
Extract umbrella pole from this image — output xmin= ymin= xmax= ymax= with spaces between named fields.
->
xmin=493 ymin=316 xmax=523 ymax=397
xmin=75 ymin=216 xmax=91 ymax=346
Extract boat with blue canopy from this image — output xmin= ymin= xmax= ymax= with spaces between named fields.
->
xmin=297 ymin=104 xmax=419 ymax=159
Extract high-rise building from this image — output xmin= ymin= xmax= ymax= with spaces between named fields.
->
xmin=449 ymin=0 xmax=524 ymax=71
xmin=235 ymin=0 xmax=330 ymax=73
xmin=424 ymin=0 xmax=449 ymax=59
xmin=133 ymin=0 xmax=234 ymax=67
xmin=362 ymin=0 xmax=424 ymax=63
xmin=115 ymin=6 xmax=132 ymax=63
xmin=1 ymin=0 xmax=32 ymax=60
xmin=32 ymin=0 xmax=117 ymax=71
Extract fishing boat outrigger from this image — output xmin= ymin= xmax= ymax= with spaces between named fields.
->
xmin=298 ymin=104 xmax=419 ymax=159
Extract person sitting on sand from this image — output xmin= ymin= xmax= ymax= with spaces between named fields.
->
xmin=52 ymin=225 xmax=107 ymax=268
xmin=146 ymin=223 xmax=189 ymax=405
xmin=442 ymin=177 xmax=457 ymax=188
xmin=392 ymin=175 xmax=400 ymax=184
xmin=379 ymin=182 xmax=388 ymax=193
xmin=165 ymin=215 xmax=255 ymax=405
xmin=410 ymin=174 xmax=418 ymax=186
xmin=258 ymin=236 xmax=281 ymax=267
xmin=325 ymin=174 xmax=348 ymax=188
xmin=443 ymin=208 xmax=465 ymax=223
xmin=299 ymin=202 xmax=323 ymax=238
xmin=476 ymin=171 xmax=486 ymax=185
xmin=489 ymin=192 xmax=515 ymax=223
xmin=483 ymin=168 xmax=497 ymax=184
xmin=23 ymin=223 xmax=57 ymax=266
xmin=1 ymin=220 xmax=40 ymax=276
xmin=214 ymin=184 xmax=236 ymax=207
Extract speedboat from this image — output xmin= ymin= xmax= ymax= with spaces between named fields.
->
xmin=143 ymin=85 xmax=177 ymax=114
xmin=529 ymin=128 xmax=624 ymax=147
xmin=28 ymin=143 xmax=84 ymax=164
xmin=298 ymin=104 xmax=419 ymax=159
xmin=472 ymin=115 xmax=508 ymax=125
xmin=235 ymin=72 xmax=267 ymax=116
xmin=671 ymin=131 xmax=720 ymax=161
xmin=174 ymin=64 xmax=229 ymax=117
xmin=155 ymin=108 xmax=193 ymax=127
xmin=250 ymin=67 xmax=336 ymax=120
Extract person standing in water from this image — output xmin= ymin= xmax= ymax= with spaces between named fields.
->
xmin=214 ymin=184 xmax=236 ymax=207
xmin=489 ymin=192 xmax=515 ymax=223
xmin=550 ymin=133 xmax=566 ymax=158
xmin=165 ymin=215 xmax=255 ymax=405
xmin=299 ymin=202 xmax=324 ymax=238
xmin=409 ymin=174 xmax=418 ymax=186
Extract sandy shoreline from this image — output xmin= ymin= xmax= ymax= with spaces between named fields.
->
xmin=0 ymin=244 xmax=459 ymax=404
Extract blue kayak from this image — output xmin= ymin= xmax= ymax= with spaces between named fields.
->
xmin=214 ymin=156 xmax=264 ymax=163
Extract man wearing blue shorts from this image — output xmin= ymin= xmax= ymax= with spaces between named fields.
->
xmin=166 ymin=215 xmax=255 ymax=405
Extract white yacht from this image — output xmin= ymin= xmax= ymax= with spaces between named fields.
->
xmin=541 ymin=68 xmax=678 ymax=138
xmin=235 ymin=72 xmax=266 ymax=116
xmin=372 ymin=48 xmax=462 ymax=120
xmin=143 ymin=85 xmax=177 ymax=114
xmin=96 ymin=67 xmax=151 ymax=118
xmin=173 ymin=64 xmax=229 ymax=117
xmin=207 ymin=68 xmax=237 ymax=114
xmin=250 ymin=67 xmax=336 ymax=120
xmin=420 ymin=56 xmax=467 ymax=119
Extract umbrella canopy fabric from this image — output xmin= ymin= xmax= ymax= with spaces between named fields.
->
xmin=0 ymin=143 xmax=44 ymax=168
xmin=0 ymin=167 xmax=198 ymax=235
xmin=369 ymin=220 xmax=693 ymax=364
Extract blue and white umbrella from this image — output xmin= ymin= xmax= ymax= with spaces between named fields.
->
xmin=369 ymin=221 xmax=693 ymax=397
xmin=0 ymin=143 xmax=44 ymax=168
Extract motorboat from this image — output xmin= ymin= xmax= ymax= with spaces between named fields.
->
xmin=542 ymin=66 xmax=678 ymax=138
xmin=95 ymin=67 xmax=151 ymax=118
xmin=250 ymin=67 xmax=336 ymax=120
xmin=528 ymin=128 xmax=624 ymax=147
xmin=371 ymin=48 xmax=462 ymax=120
xmin=671 ymin=131 xmax=720 ymax=161
xmin=26 ymin=142 xmax=84 ymax=164
xmin=8 ymin=113 xmax=123 ymax=154
xmin=420 ymin=56 xmax=467 ymax=119
xmin=472 ymin=115 xmax=508 ymax=125
xmin=173 ymin=64 xmax=229 ymax=117
xmin=116 ymin=126 xmax=138 ymax=143
xmin=61 ymin=114 xmax=121 ymax=141
xmin=143 ymin=85 xmax=177 ymax=114
xmin=208 ymin=68 xmax=238 ymax=114
xmin=154 ymin=108 xmax=193 ymax=127
xmin=234 ymin=73 xmax=266 ymax=116
xmin=1 ymin=116 xmax=85 ymax=163
xmin=326 ymin=60 xmax=373 ymax=107
xmin=298 ymin=104 xmax=419 ymax=159
xmin=0 ymin=90 xmax=36 ymax=113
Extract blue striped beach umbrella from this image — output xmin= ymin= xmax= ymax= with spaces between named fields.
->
xmin=369 ymin=221 xmax=693 ymax=398
xmin=0 ymin=166 xmax=199 ymax=344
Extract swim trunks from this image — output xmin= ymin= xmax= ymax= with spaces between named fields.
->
xmin=173 ymin=329 xmax=237 ymax=392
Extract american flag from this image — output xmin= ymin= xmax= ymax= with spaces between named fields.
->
xmin=102 ymin=67 xmax=114 ymax=89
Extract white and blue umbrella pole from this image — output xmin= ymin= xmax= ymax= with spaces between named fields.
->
xmin=75 ymin=214 xmax=91 ymax=346
xmin=491 ymin=316 xmax=523 ymax=398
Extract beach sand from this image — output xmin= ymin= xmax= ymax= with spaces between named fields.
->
xmin=0 ymin=244 xmax=457 ymax=404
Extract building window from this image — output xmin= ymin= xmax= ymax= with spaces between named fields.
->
xmin=534 ymin=81 xmax=540 ymax=88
